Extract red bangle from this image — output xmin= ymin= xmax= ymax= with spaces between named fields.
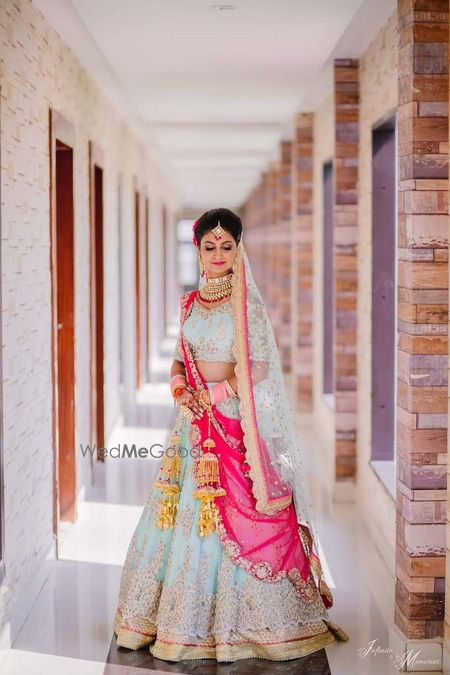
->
xmin=172 ymin=385 xmax=187 ymax=399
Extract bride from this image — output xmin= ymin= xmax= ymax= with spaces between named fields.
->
xmin=113 ymin=207 xmax=349 ymax=661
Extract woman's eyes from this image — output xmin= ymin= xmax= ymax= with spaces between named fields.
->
xmin=205 ymin=247 xmax=232 ymax=251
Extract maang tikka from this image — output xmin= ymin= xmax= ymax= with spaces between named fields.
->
xmin=211 ymin=221 xmax=225 ymax=239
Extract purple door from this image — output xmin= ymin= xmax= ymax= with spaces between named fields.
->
xmin=371 ymin=117 xmax=396 ymax=460
xmin=323 ymin=161 xmax=334 ymax=394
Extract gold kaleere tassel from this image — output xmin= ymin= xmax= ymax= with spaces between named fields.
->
xmin=197 ymin=449 xmax=219 ymax=484
xmin=193 ymin=398 xmax=226 ymax=537
xmin=154 ymin=483 xmax=180 ymax=530
xmin=153 ymin=428 xmax=182 ymax=530
xmin=159 ymin=436 xmax=182 ymax=482
xmin=193 ymin=487 xmax=226 ymax=537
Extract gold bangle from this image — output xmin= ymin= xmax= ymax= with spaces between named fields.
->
xmin=198 ymin=389 xmax=205 ymax=408
xmin=224 ymin=378 xmax=237 ymax=397
xmin=198 ymin=388 xmax=211 ymax=411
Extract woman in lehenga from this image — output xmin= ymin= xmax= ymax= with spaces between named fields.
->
xmin=113 ymin=207 xmax=349 ymax=662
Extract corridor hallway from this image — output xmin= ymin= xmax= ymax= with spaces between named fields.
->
xmin=0 ymin=327 xmax=391 ymax=675
xmin=2 ymin=0 xmax=450 ymax=673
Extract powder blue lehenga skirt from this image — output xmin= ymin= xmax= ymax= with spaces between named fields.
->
xmin=113 ymin=382 xmax=349 ymax=662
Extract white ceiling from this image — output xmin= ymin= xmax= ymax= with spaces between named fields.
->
xmin=35 ymin=0 xmax=396 ymax=211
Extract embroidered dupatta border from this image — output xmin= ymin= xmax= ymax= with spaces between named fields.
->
xmin=231 ymin=244 xmax=292 ymax=515
xmin=179 ymin=290 xmax=241 ymax=452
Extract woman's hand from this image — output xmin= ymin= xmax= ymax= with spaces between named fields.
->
xmin=176 ymin=388 xmax=204 ymax=419
xmin=193 ymin=388 xmax=211 ymax=408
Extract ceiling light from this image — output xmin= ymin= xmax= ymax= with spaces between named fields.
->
xmin=211 ymin=4 xmax=239 ymax=10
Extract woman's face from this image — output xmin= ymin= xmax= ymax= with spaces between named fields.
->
xmin=199 ymin=229 xmax=237 ymax=278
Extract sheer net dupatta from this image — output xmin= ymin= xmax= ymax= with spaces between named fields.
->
xmin=230 ymin=240 xmax=333 ymax=608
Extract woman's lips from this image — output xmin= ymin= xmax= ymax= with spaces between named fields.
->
xmin=212 ymin=261 xmax=225 ymax=265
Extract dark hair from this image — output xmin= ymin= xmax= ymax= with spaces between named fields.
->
xmin=194 ymin=208 xmax=242 ymax=247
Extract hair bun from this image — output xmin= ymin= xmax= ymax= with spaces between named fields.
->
xmin=194 ymin=208 xmax=242 ymax=246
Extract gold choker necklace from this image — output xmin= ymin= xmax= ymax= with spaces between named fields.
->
xmin=199 ymin=272 xmax=233 ymax=303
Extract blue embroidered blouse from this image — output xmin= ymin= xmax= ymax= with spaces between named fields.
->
xmin=173 ymin=297 xmax=236 ymax=363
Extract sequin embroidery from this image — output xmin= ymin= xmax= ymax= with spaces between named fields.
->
xmin=173 ymin=298 xmax=236 ymax=363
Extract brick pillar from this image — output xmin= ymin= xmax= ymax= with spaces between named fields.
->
xmin=240 ymin=174 xmax=270 ymax=305
xmin=395 ymin=0 xmax=448 ymax=643
xmin=267 ymin=162 xmax=280 ymax=324
xmin=278 ymin=140 xmax=293 ymax=371
xmin=291 ymin=113 xmax=314 ymax=411
xmin=257 ymin=172 xmax=270 ymax=298
xmin=242 ymin=183 xmax=258 ymax=276
xmin=333 ymin=58 xmax=359 ymax=485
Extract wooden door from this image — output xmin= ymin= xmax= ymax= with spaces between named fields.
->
xmin=135 ymin=188 xmax=149 ymax=388
xmin=135 ymin=189 xmax=141 ymax=388
xmin=162 ymin=204 xmax=167 ymax=335
xmin=49 ymin=110 xmax=76 ymax=533
xmin=371 ymin=119 xmax=396 ymax=461
xmin=322 ymin=160 xmax=334 ymax=395
xmin=144 ymin=196 xmax=150 ymax=380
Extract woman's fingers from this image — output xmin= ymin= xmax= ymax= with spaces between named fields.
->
xmin=189 ymin=392 xmax=205 ymax=415
xmin=178 ymin=392 xmax=203 ymax=419
xmin=190 ymin=398 xmax=203 ymax=418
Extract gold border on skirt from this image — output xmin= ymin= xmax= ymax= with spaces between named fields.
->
xmin=114 ymin=609 xmax=349 ymax=663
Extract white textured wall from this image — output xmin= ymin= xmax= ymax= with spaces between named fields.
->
xmin=0 ymin=0 xmax=180 ymax=645
xmin=312 ymin=92 xmax=335 ymax=485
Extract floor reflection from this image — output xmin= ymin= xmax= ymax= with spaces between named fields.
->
xmin=105 ymin=641 xmax=331 ymax=674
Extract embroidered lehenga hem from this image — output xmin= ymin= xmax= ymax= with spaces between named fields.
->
xmin=112 ymin=399 xmax=349 ymax=660
xmin=114 ymin=607 xmax=347 ymax=662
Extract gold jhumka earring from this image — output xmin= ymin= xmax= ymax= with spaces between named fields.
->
xmin=198 ymin=252 xmax=205 ymax=278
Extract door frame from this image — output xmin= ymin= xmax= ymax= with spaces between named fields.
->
xmin=88 ymin=141 xmax=105 ymax=459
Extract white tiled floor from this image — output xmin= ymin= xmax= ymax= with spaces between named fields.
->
xmin=2 ymin=346 xmax=397 ymax=674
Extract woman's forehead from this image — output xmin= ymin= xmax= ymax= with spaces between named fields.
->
xmin=202 ymin=231 xmax=234 ymax=244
